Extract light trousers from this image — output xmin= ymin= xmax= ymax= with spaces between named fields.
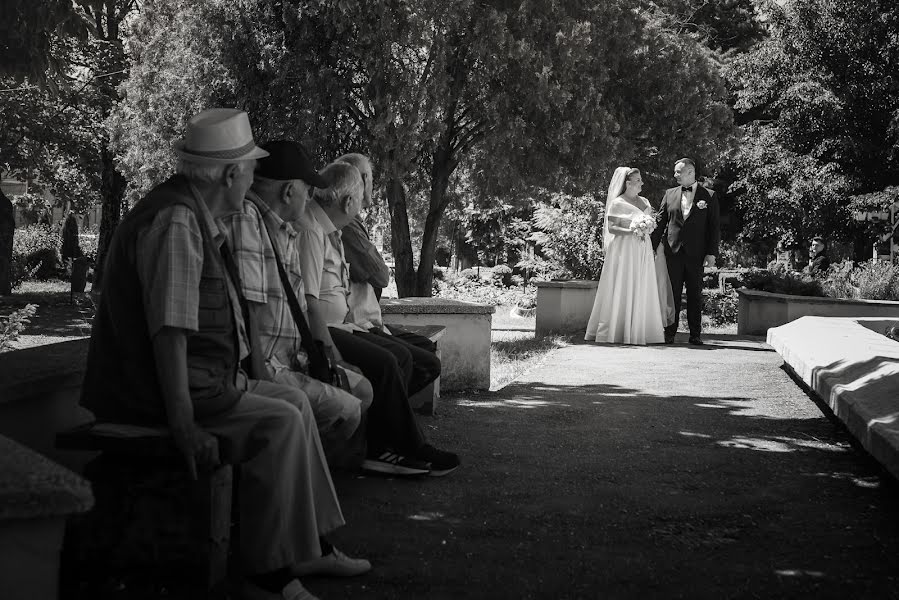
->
xmin=200 ymin=377 xmax=345 ymax=573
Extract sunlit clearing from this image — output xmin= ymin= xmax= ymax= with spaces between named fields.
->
xmin=774 ymin=569 xmax=825 ymax=578
xmin=718 ymin=437 xmax=794 ymax=452
xmin=804 ymin=472 xmax=881 ymax=489
xmin=457 ymin=399 xmax=569 ymax=409
xmin=408 ymin=512 xmax=445 ymax=521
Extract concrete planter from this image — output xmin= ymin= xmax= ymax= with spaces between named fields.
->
xmin=737 ymin=288 xmax=899 ymax=335
xmin=534 ymin=280 xmax=598 ymax=337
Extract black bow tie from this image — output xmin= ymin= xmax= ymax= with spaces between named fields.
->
xmin=682 ymin=185 xmax=693 ymax=192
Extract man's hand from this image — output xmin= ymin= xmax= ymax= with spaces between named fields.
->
xmin=171 ymin=422 xmax=220 ymax=480
xmin=703 ymin=255 xmax=716 ymax=268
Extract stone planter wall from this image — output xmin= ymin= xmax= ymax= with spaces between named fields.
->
xmin=381 ymin=297 xmax=494 ymax=391
xmin=534 ymin=280 xmax=598 ymax=337
xmin=737 ymin=288 xmax=899 ymax=335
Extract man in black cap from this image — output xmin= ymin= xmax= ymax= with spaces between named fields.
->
xmin=226 ymin=140 xmax=375 ymax=454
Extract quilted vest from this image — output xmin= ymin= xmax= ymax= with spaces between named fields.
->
xmin=80 ymin=175 xmax=243 ymax=424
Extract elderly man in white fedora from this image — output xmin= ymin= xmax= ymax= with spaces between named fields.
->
xmin=80 ymin=108 xmax=368 ymax=600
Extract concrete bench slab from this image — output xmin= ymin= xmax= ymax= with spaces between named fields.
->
xmin=381 ymin=297 xmax=494 ymax=391
xmin=0 ymin=434 xmax=93 ymax=600
xmin=768 ymin=316 xmax=899 ymax=480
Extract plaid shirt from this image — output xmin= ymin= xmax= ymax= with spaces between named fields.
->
xmin=136 ymin=201 xmax=249 ymax=360
xmin=225 ymin=193 xmax=307 ymax=371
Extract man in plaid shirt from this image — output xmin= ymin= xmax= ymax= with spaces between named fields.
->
xmin=225 ymin=140 xmax=373 ymax=447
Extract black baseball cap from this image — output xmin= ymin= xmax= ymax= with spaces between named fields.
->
xmin=256 ymin=139 xmax=328 ymax=188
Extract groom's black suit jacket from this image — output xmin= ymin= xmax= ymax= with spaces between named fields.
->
xmin=651 ymin=185 xmax=720 ymax=260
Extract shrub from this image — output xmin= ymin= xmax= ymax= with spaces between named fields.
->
xmin=851 ymin=260 xmax=899 ymax=301
xmin=460 ymin=268 xmax=480 ymax=281
xmin=435 ymin=275 xmax=536 ymax=307
xmin=740 ymin=264 xmax=824 ymax=297
xmin=12 ymin=225 xmax=60 ymax=283
xmin=703 ymin=289 xmax=738 ymax=326
xmin=821 ymin=259 xmax=855 ymax=299
xmin=0 ymin=304 xmax=38 ymax=352
xmin=491 ymin=264 xmax=513 ymax=287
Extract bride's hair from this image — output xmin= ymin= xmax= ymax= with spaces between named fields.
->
xmin=602 ymin=166 xmax=641 ymax=248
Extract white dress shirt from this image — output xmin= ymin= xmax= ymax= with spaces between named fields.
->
xmin=681 ymin=182 xmax=697 ymax=219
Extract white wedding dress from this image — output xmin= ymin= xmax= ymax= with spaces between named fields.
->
xmin=585 ymin=196 xmax=673 ymax=345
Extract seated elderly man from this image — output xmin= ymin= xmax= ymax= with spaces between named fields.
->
xmin=80 ymin=109 xmax=367 ymax=600
xmin=336 ymin=153 xmax=441 ymax=378
xmin=295 ymin=161 xmax=460 ymax=477
xmin=225 ymin=140 xmax=373 ymax=449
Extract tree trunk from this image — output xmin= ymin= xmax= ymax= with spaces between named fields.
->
xmin=0 ymin=188 xmax=14 ymax=295
xmin=93 ymin=146 xmax=125 ymax=289
xmin=385 ymin=176 xmax=416 ymax=297
xmin=414 ymin=141 xmax=457 ymax=296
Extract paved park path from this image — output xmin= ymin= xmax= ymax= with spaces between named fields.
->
xmin=317 ymin=334 xmax=899 ymax=600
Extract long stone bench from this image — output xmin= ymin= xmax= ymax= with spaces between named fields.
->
xmin=767 ymin=316 xmax=899 ymax=480
xmin=380 ymin=297 xmax=494 ymax=391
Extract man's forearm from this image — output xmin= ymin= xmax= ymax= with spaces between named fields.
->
xmin=305 ymin=296 xmax=341 ymax=358
xmin=152 ymin=327 xmax=194 ymax=432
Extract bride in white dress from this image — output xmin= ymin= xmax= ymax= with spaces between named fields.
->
xmin=585 ymin=167 xmax=675 ymax=344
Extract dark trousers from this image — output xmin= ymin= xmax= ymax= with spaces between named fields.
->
xmin=375 ymin=326 xmax=440 ymax=393
xmin=665 ymin=250 xmax=704 ymax=338
xmin=329 ymin=327 xmax=434 ymax=455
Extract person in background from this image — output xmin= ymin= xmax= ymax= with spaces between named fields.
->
xmin=806 ymin=236 xmax=830 ymax=275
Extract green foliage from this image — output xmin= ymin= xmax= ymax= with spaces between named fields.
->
xmin=436 ymin=272 xmax=536 ymax=307
xmin=703 ymin=288 xmax=739 ymax=326
xmin=727 ymin=0 xmax=899 ymax=251
xmin=111 ymin=0 xmax=734 ymax=296
xmin=0 ymin=303 xmax=38 ymax=352
xmin=740 ymin=264 xmax=825 ymax=297
xmin=850 ymin=260 xmax=899 ymax=301
xmin=491 ymin=264 xmax=513 ymax=287
xmin=12 ymin=224 xmax=59 ymax=282
xmin=528 ymin=192 xmax=604 ymax=281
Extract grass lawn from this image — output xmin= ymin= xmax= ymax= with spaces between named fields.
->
xmin=489 ymin=304 xmax=571 ymax=390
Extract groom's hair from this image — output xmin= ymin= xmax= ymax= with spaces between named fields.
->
xmin=675 ymin=157 xmax=696 ymax=174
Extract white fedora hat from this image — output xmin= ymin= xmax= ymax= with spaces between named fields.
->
xmin=173 ymin=108 xmax=269 ymax=164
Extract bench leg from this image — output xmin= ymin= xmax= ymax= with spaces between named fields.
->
xmin=60 ymin=456 xmax=232 ymax=598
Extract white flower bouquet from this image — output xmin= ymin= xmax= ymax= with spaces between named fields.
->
xmin=629 ymin=214 xmax=657 ymax=239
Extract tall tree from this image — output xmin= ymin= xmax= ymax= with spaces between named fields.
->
xmin=113 ymin=0 xmax=733 ymax=296
xmin=727 ymin=0 xmax=899 ymax=255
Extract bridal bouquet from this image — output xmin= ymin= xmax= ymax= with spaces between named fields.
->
xmin=630 ymin=214 xmax=657 ymax=239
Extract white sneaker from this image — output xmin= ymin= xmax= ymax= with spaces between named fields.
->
xmin=241 ymin=578 xmax=320 ymax=600
xmin=293 ymin=546 xmax=372 ymax=577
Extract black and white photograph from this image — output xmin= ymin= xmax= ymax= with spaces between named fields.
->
xmin=1 ymin=1 xmax=899 ymax=598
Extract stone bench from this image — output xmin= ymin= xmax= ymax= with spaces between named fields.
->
xmin=0 ymin=433 xmax=93 ymax=600
xmin=767 ymin=316 xmax=899 ymax=480
xmin=400 ymin=324 xmax=446 ymax=415
xmin=380 ymin=297 xmax=494 ymax=391
xmin=55 ymin=422 xmax=233 ymax=597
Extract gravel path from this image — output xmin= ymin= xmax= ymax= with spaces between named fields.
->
xmin=316 ymin=334 xmax=899 ymax=600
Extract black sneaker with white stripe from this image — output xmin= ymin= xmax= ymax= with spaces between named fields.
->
xmin=362 ymin=450 xmax=431 ymax=476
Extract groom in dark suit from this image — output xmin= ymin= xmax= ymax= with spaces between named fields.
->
xmin=652 ymin=158 xmax=720 ymax=345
